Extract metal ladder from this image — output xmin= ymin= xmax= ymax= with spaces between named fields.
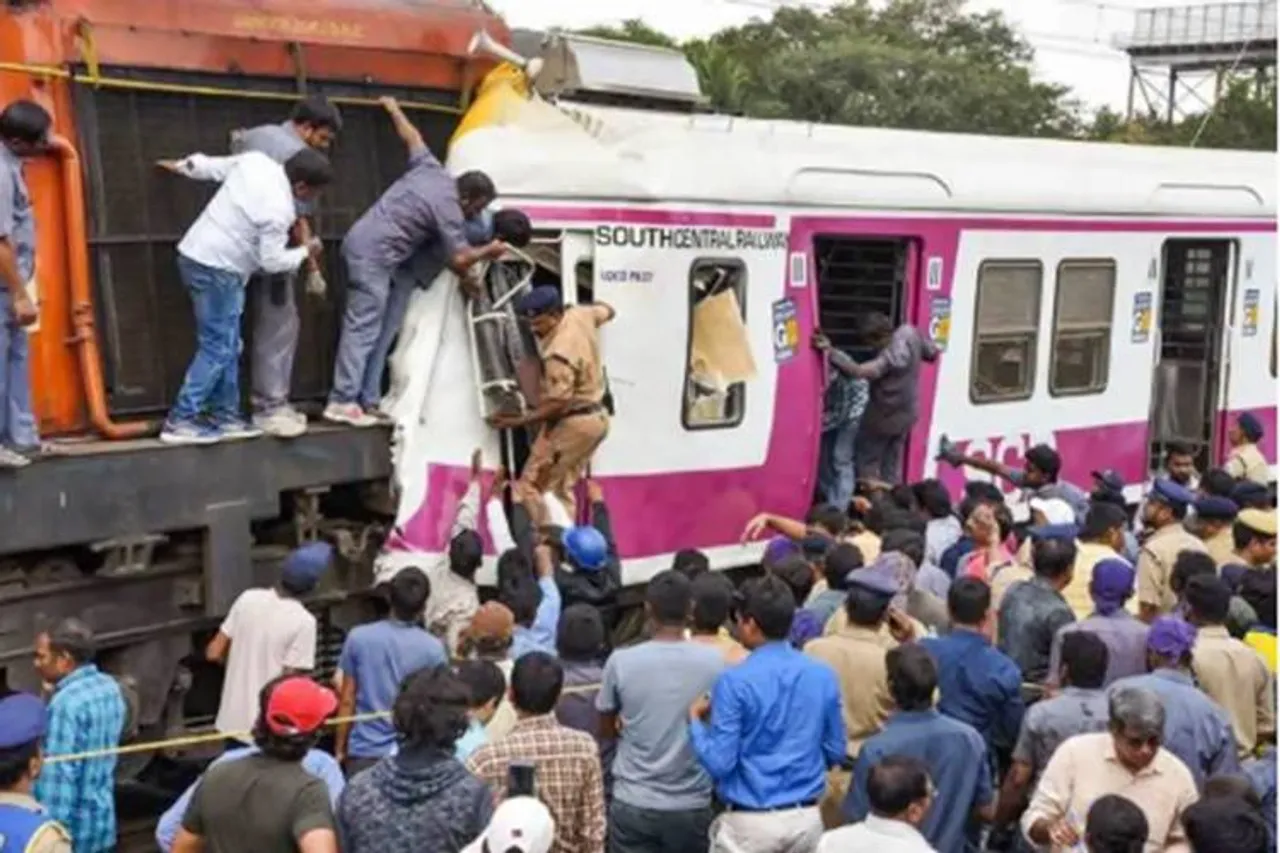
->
xmin=466 ymin=245 xmax=539 ymax=420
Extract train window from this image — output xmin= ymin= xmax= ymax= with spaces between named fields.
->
xmin=1050 ymin=260 xmax=1116 ymax=396
xmin=683 ymin=259 xmax=749 ymax=430
xmin=970 ymin=260 xmax=1042 ymax=404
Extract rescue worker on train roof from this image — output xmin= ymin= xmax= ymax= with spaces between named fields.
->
xmin=0 ymin=100 xmax=52 ymax=470
xmin=324 ymin=96 xmax=508 ymax=429
xmin=165 ymin=97 xmax=343 ymax=440
xmin=491 ymin=285 xmax=616 ymax=528
xmin=155 ymin=142 xmax=333 ymax=445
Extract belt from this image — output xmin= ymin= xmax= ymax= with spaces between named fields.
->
xmin=548 ymin=403 xmax=605 ymax=427
xmin=723 ymin=798 xmax=819 ymax=814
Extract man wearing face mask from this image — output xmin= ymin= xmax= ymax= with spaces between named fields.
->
xmin=489 ymin=286 xmax=616 ymax=527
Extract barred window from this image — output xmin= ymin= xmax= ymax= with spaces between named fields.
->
xmin=970 ymin=260 xmax=1043 ymax=404
xmin=1050 ymin=260 xmax=1116 ymax=396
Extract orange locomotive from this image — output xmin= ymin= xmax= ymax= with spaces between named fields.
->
xmin=0 ymin=0 xmax=505 ymax=753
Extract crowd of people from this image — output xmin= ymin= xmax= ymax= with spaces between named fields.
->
xmin=0 ymin=86 xmax=1276 ymax=853
xmin=0 ymin=414 xmax=1275 ymax=853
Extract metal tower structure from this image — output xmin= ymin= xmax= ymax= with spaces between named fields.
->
xmin=1119 ymin=1 xmax=1277 ymax=122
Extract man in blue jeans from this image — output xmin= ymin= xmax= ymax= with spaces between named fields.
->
xmin=0 ymin=100 xmax=51 ymax=469
xmin=326 ymin=96 xmax=506 ymax=427
xmin=156 ymin=147 xmax=332 ymax=444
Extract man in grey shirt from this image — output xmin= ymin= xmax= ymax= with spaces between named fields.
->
xmin=0 ymin=101 xmax=49 ymax=469
xmin=325 ymin=96 xmax=505 ymax=428
xmin=223 ymin=98 xmax=342 ymax=438
xmin=813 ymin=313 xmax=938 ymax=485
xmin=598 ymin=571 xmax=725 ymax=853
xmin=995 ymin=632 xmax=1112 ymax=830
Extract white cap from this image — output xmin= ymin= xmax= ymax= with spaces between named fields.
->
xmin=1029 ymin=496 xmax=1075 ymax=526
xmin=462 ymin=797 xmax=555 ymax=853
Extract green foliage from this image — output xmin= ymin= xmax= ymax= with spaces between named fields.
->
xmin=570 ymin=0 xmax=1275 ymax=150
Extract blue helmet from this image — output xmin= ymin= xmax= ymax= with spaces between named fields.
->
xmin=563 ymin=526 xmax=608 ymax=572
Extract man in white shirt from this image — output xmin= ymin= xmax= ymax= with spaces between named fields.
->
xmin=155 ymin=148 xmax=331 ymax=445
xmin=204 ymin=541 xmax=331 ymax=745
xmin=818 ymin=755 xmax=938 ymax=853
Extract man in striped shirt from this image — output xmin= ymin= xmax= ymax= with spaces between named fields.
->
xmin=32 ymin=619 xmax=126 ymax=853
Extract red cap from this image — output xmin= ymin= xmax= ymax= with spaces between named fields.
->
xmin=265 ymin=677 xmax=338 ymax=736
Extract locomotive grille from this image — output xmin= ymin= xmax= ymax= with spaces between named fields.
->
xmin=71 ymin=69 xmax=460 ymax=416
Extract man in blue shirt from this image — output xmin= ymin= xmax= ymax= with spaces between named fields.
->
xmin=689 ymin=575 xmax=845 ymax=851
xmin=335 ymin=567 xmax=447 ymax=776
xmin=0 ymin=100 xmax=49 ymax=469
xmin=0 ymin=693 xmax=71 ymax=853
xmin=32 ymin=618 xmax=127 ymax=853
xmin=507 ymin=544 xmax=562 ymax=660
xmin=922 ymin=577 xmax=1024 ymax=755
xmin=1111 ymin=616 xmax=1239 ymax=789
xmin=845 ymin=644 xmax=996 ymax=853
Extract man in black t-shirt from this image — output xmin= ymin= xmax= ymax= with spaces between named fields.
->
xmin=173 ymin=676 xmax=339 ymax=853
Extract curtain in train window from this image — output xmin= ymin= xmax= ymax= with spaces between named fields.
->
xmin=683 ymin=259 xmax=755 ymax=429
xmin=1050 ymin=260 xmax=1116 ymax=396
xmin=970 ymin=260 xmax=1043 ymax=404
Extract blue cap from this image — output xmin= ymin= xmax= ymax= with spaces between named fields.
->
xmin=1028 ymin=522 xmax=1079 ymax=542
xmin=1232 ymin=480 xmax=1272 ymax=509
xmin=1090 ymin=469 xmax=1125 ymax=494
xmin=846 ymin=554 xmax=904 ymax=597
xmin=563 ymin=525 xmax=608 ymax=572
xmin=0 ymin=693 xmax=48 ymax=749
xmin=515 ymin=286 xmax=562 ymax=318
xmin=281 ymin=541 xmax=333 ymax=593
xmin=1193 ymin=495 xmax=1239 ymax=521
xmin=800 ymin=534 xmax=832 ymax=559
xmin=1148 ymin=477 xmax=1196 ymax=511
xmin=1238 ymin=412 xmax=1265 ymax=442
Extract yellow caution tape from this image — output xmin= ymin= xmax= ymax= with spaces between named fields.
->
xmin=43 ymin=683 xmax=603 ymax=764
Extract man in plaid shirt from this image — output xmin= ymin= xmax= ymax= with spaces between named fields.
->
xmin=32 ymin=618 xmax=126 ymax=853
xmin=467 ymin=651 xmax=606 ymax=853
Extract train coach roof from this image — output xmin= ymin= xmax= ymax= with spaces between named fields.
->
xmin=450 ymin=100 xmax=1277 ymax=219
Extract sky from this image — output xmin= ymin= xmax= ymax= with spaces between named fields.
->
xmin=485 ymin=0 xmax=1239 ymax=112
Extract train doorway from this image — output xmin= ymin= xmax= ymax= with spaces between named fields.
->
xmin=812 ymin=235 xmax=916 ymax=484
xmin=1147 ymin=239 xmax=1235 ymax=475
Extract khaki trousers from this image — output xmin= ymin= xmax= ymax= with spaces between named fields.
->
xmin=515 ymin=411 xmax=609 ymax=525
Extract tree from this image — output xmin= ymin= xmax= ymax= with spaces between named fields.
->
xmin=570 ymin=1 xmax=1275 ymax=150
xmin=1088 ymin=75 xmax=1276 ymax=151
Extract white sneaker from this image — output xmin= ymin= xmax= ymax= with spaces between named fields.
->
xmin=323 ymin=402 xmax=378 ymax=428
xmin=254 ymin=410 xmax=307 ymax=439
xmin=0 ymin=446 xmax=31 ymax=469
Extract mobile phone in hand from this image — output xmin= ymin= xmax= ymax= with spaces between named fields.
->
xmin=508 ymin=761 xmax=537 ymax=798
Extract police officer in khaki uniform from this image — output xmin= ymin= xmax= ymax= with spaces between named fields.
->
xmin=490 ymin=286 xmax=614 ymax=526
xmin=1226 ymin=412 xmax=1272 ymax=485
xmin=1192 ymin=495 xmax=1240 ymax=569
xmin=1136 ymin=478 xmax=1208 ymax=622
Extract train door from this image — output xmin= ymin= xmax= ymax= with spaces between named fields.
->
xmin=479 ymin=230 xmax=595 ymax=489
xmin=1146 ymin=239 xmax=1235 ymax=474
xmin=812 ymin=235 xmax=917 ymax=480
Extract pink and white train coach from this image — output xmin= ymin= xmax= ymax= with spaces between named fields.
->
xmin=376 ymin=35 xmax=1277 ymax=588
